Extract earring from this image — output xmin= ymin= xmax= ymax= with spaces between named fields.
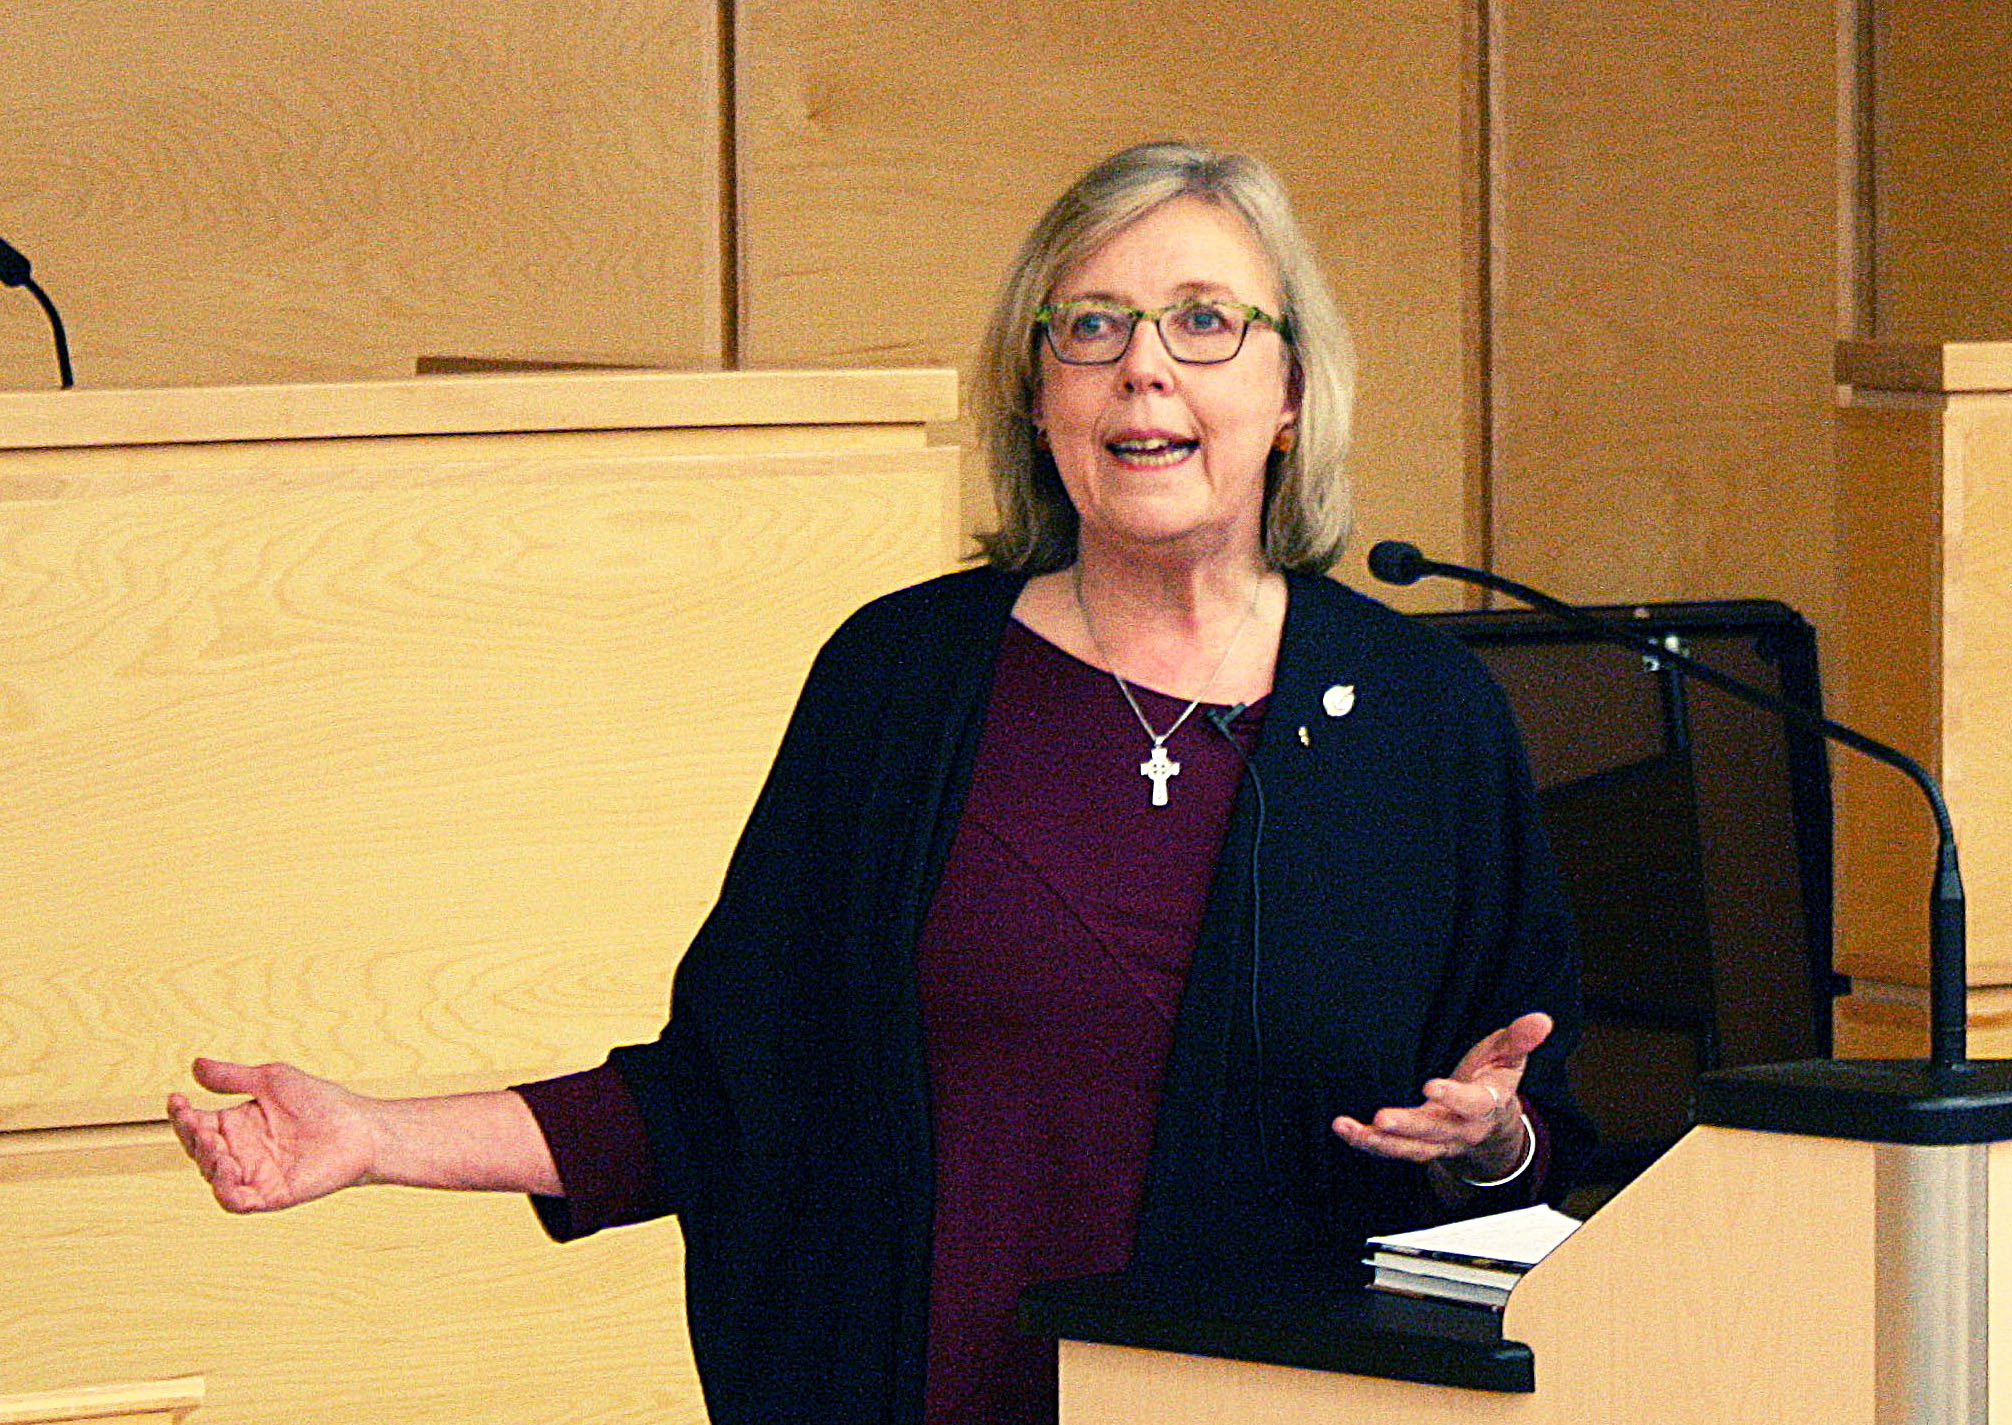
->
xmin=1274 ymin=425 xmax=1297 ymax=454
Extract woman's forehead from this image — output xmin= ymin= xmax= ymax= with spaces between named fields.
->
xmin=1051 ymin=196 xmax=1282 ymax=306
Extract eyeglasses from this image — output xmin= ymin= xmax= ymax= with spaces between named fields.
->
xmin=1034 ymin=298 xmax=1289 ymax=366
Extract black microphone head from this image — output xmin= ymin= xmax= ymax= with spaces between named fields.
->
xmin=1204 ymin=702 xmax=1248 ymax=738
xmin=0 ymin=237 xmax=30 ymax=289
xmin=1367 ymin=540 xmax=1427 ymax=586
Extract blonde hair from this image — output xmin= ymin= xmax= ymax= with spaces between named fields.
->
xmin=974 ymin=141 xmax=1356 ymax=573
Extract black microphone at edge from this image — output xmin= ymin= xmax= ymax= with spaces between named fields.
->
xmin=0 ymin=235 xmax=76 ymax=389
xmin=1368 ymin=538 xmax=1970 ymax=1073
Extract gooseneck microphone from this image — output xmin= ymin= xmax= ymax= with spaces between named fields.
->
xmin=0 ymin=236 xmax=75 ymax=389
xmin=1369 ymin=538 xmax=1969 ymax=1071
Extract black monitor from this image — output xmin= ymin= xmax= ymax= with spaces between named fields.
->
xmin=1422 ymin=600 xmax=1845 ymax=1193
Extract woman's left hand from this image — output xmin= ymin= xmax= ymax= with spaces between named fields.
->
xmin=1330 ymin=1011 xmax=1552 ymax=1178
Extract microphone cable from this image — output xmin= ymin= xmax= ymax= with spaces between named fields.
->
xmin=1205 ymin=701 xmax=1272 ymax=1178
xmin=0 ymin=237 xmax=75 ymax=388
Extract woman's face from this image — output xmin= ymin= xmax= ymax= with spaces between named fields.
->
xmin=1033 ymin=196 xmax=1297 ymax=567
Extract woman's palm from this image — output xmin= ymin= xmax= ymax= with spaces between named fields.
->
xmin=168 ymin=1059 xmax=376 ymax=1213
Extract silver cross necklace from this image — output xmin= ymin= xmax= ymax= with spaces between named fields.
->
xmin=1073 ymin=565 xmax=1263 ymax=807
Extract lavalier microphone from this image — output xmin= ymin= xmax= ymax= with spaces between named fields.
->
xmin=1204 ymin=702 xmax=1248 ymax=739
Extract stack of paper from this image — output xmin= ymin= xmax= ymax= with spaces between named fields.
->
xmin=1364 ymin=1205 xmax=1583 ymax=1310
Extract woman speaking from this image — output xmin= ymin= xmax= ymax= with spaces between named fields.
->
xmin=171 ymin=141 xmax=1589 ymax=1425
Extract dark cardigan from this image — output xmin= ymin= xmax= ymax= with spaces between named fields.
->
xmin=599 ymin=565 xmax=1590 ymax=1425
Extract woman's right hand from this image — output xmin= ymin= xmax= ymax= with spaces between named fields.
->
xmin=167 ymin=1058 xmax=381 ymax=1213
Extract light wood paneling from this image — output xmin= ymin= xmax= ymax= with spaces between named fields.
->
xmin=0 ymin=0 xmax=720 ymax=391
xmin=1831 ymin=350 xmax=2012 ymax=1050
xmin=1839 ymin=340 xmax=2012 ymax=394
xmin=0 ymin=368 xmax=957 ymax=452
xmin=1504 ymin=1127 xmax=1875 ymax=1424
xmin=0 ymin=377 xmax=960 ymax=1132
xmin=1059 ymin=1342 xmax=1526 ymax=1424
xmin=1944 ymin=398 xmax=2012 ymax=986
xmin=0 ymin=1161 xmax=697 ymax=1425
xmin=736 ymin=0 xmax=1478 ymax=605
xmin=1873 ymin=0 xmax=2012 ymax=341
xmin=0 ymin=444 xmax=959 ymax=1130
xmin=1831 ymin=397 xmax=1942 ymax=993
xmin=0 ymin=1123 xmax=185 ymax=1185
xmin=0 ymin=1377 xmax=202 ymax=1425
xmin=1 ymin=373 xmax=957 ymax=1425
xmin=1838 ymin=985 xmax=2012 ymax=1061
xmin=1490 ymin=0 xmax=1838 ymax=624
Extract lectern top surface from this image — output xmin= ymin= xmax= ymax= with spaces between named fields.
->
xmin=1020 ymin=1269 xmax=1534 ymax=1394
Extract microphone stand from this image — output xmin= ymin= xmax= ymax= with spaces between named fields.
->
xmin=1373 ymin=539 xmax=2010 ymax=1423
xmin=1367 ymin=540 xmax=2012 ymax=1142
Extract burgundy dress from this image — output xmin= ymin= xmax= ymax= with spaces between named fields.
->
xmin=913 ymin=620 xmax=1261 ymax=1423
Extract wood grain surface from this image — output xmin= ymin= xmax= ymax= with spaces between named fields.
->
xmin=1944 ymin=397 xmax=2012 ymax=985
xmin=0 ymin=374 xmax=958 ymax=1425
xmin=735 ymin=0 xmax=1479 ymax=604
xmin=1831 ymin=397 xmax=1943 ymax=990
xmin=1505 ymin=1127 xmax=1876 ymax=1424
xmin=1059 ymin=1341 xmax=1527 ymax=1425
xmin=1839 ymin=340 xmax=2012 ymax=395
xmin=0 ymin=1377 xmax=202 ymax=1425
xmin=1830 ymin=374 xmax=2012 ymax=1019
xmin=1872 ymin=0 xmax=2012 ymax=343
xmin=0 ymin=0 xmax=721 ymax=391
xmin=0 ymin=369 xmax=957 ymax=452
xmin=1993 ymin=1140 xmax=2012 ymax=1425
xmin=0 ymin=393 xmax=959 ymax=1132
xmin=0 ymin=1164 xmax=699 ymax=1425
xmin=1835 ymin=984 xmax=2012 ymax=1060
xmin=1489 ymin=0 xmax=1838 ymax=624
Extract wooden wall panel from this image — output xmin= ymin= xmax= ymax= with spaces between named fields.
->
xmin=1490 ymin=0 xmax=1839 ymax=625
xmin=0 ymin=0 xmax=720 ymax=391
xmin=1874 ymin=0 xmax=2012 ymax=341
xmin=0 ymin=1377 xmax=202 ymax=1425
xmin=1830 ymin=368 xmax=2012 ymax=1054
xmin=0 ymin=377 xmax=959 ymax=1132
xmin=0 ymin=1159 xmax=699 ymax=1425
xmin=1830 ymin=399 xmax=1942 ymax=997
xmin=736 ymin=0 xmax=1479 ymax=606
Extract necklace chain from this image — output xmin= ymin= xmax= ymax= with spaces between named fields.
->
xmin=1073 ymin=566 xmax=1263 ymax=798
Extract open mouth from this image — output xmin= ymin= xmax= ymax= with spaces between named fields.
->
xmin=1106 ymin=435 xmax=1199 ymax=468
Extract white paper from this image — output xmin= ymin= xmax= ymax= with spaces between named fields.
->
xmin=1365 ymin=1204 xmax=1582 ymax=1269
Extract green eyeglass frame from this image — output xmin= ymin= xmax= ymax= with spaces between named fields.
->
xmin=1033 ymin=298 xmax=1291 ymax=366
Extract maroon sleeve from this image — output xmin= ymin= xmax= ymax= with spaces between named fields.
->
xmin=512 ymin=1061 xmax=671 ymax=1242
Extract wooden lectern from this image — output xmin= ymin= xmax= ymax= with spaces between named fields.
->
xmin=0 ymin=369 xmax=958 ymax=1423
xmin=1033 ymin=1117 xmax=2009 ymax=1423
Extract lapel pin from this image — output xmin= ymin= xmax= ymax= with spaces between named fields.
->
xmin=1297 ymin=725 xmax=1311 ymax=746
xmin=1323 ymin=684 xmax=1356 ymax=717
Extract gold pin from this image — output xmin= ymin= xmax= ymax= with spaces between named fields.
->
xmin=1297 ymin=725 xmax=1311 ymax=747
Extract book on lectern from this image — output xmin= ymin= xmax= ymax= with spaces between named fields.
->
xmin=1364 ymin=1204 xmax=1583 ymax=1310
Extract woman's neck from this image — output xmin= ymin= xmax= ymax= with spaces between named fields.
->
xmin=1012 ymin=544 xmax=1286 ymax=705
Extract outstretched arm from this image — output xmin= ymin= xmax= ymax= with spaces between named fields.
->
xmin=167 ymin=1057 xmax=561 ymax=1213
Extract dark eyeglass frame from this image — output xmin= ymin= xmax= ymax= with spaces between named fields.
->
xmin=1033 ymin=298 xmax=1291 ymax=366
